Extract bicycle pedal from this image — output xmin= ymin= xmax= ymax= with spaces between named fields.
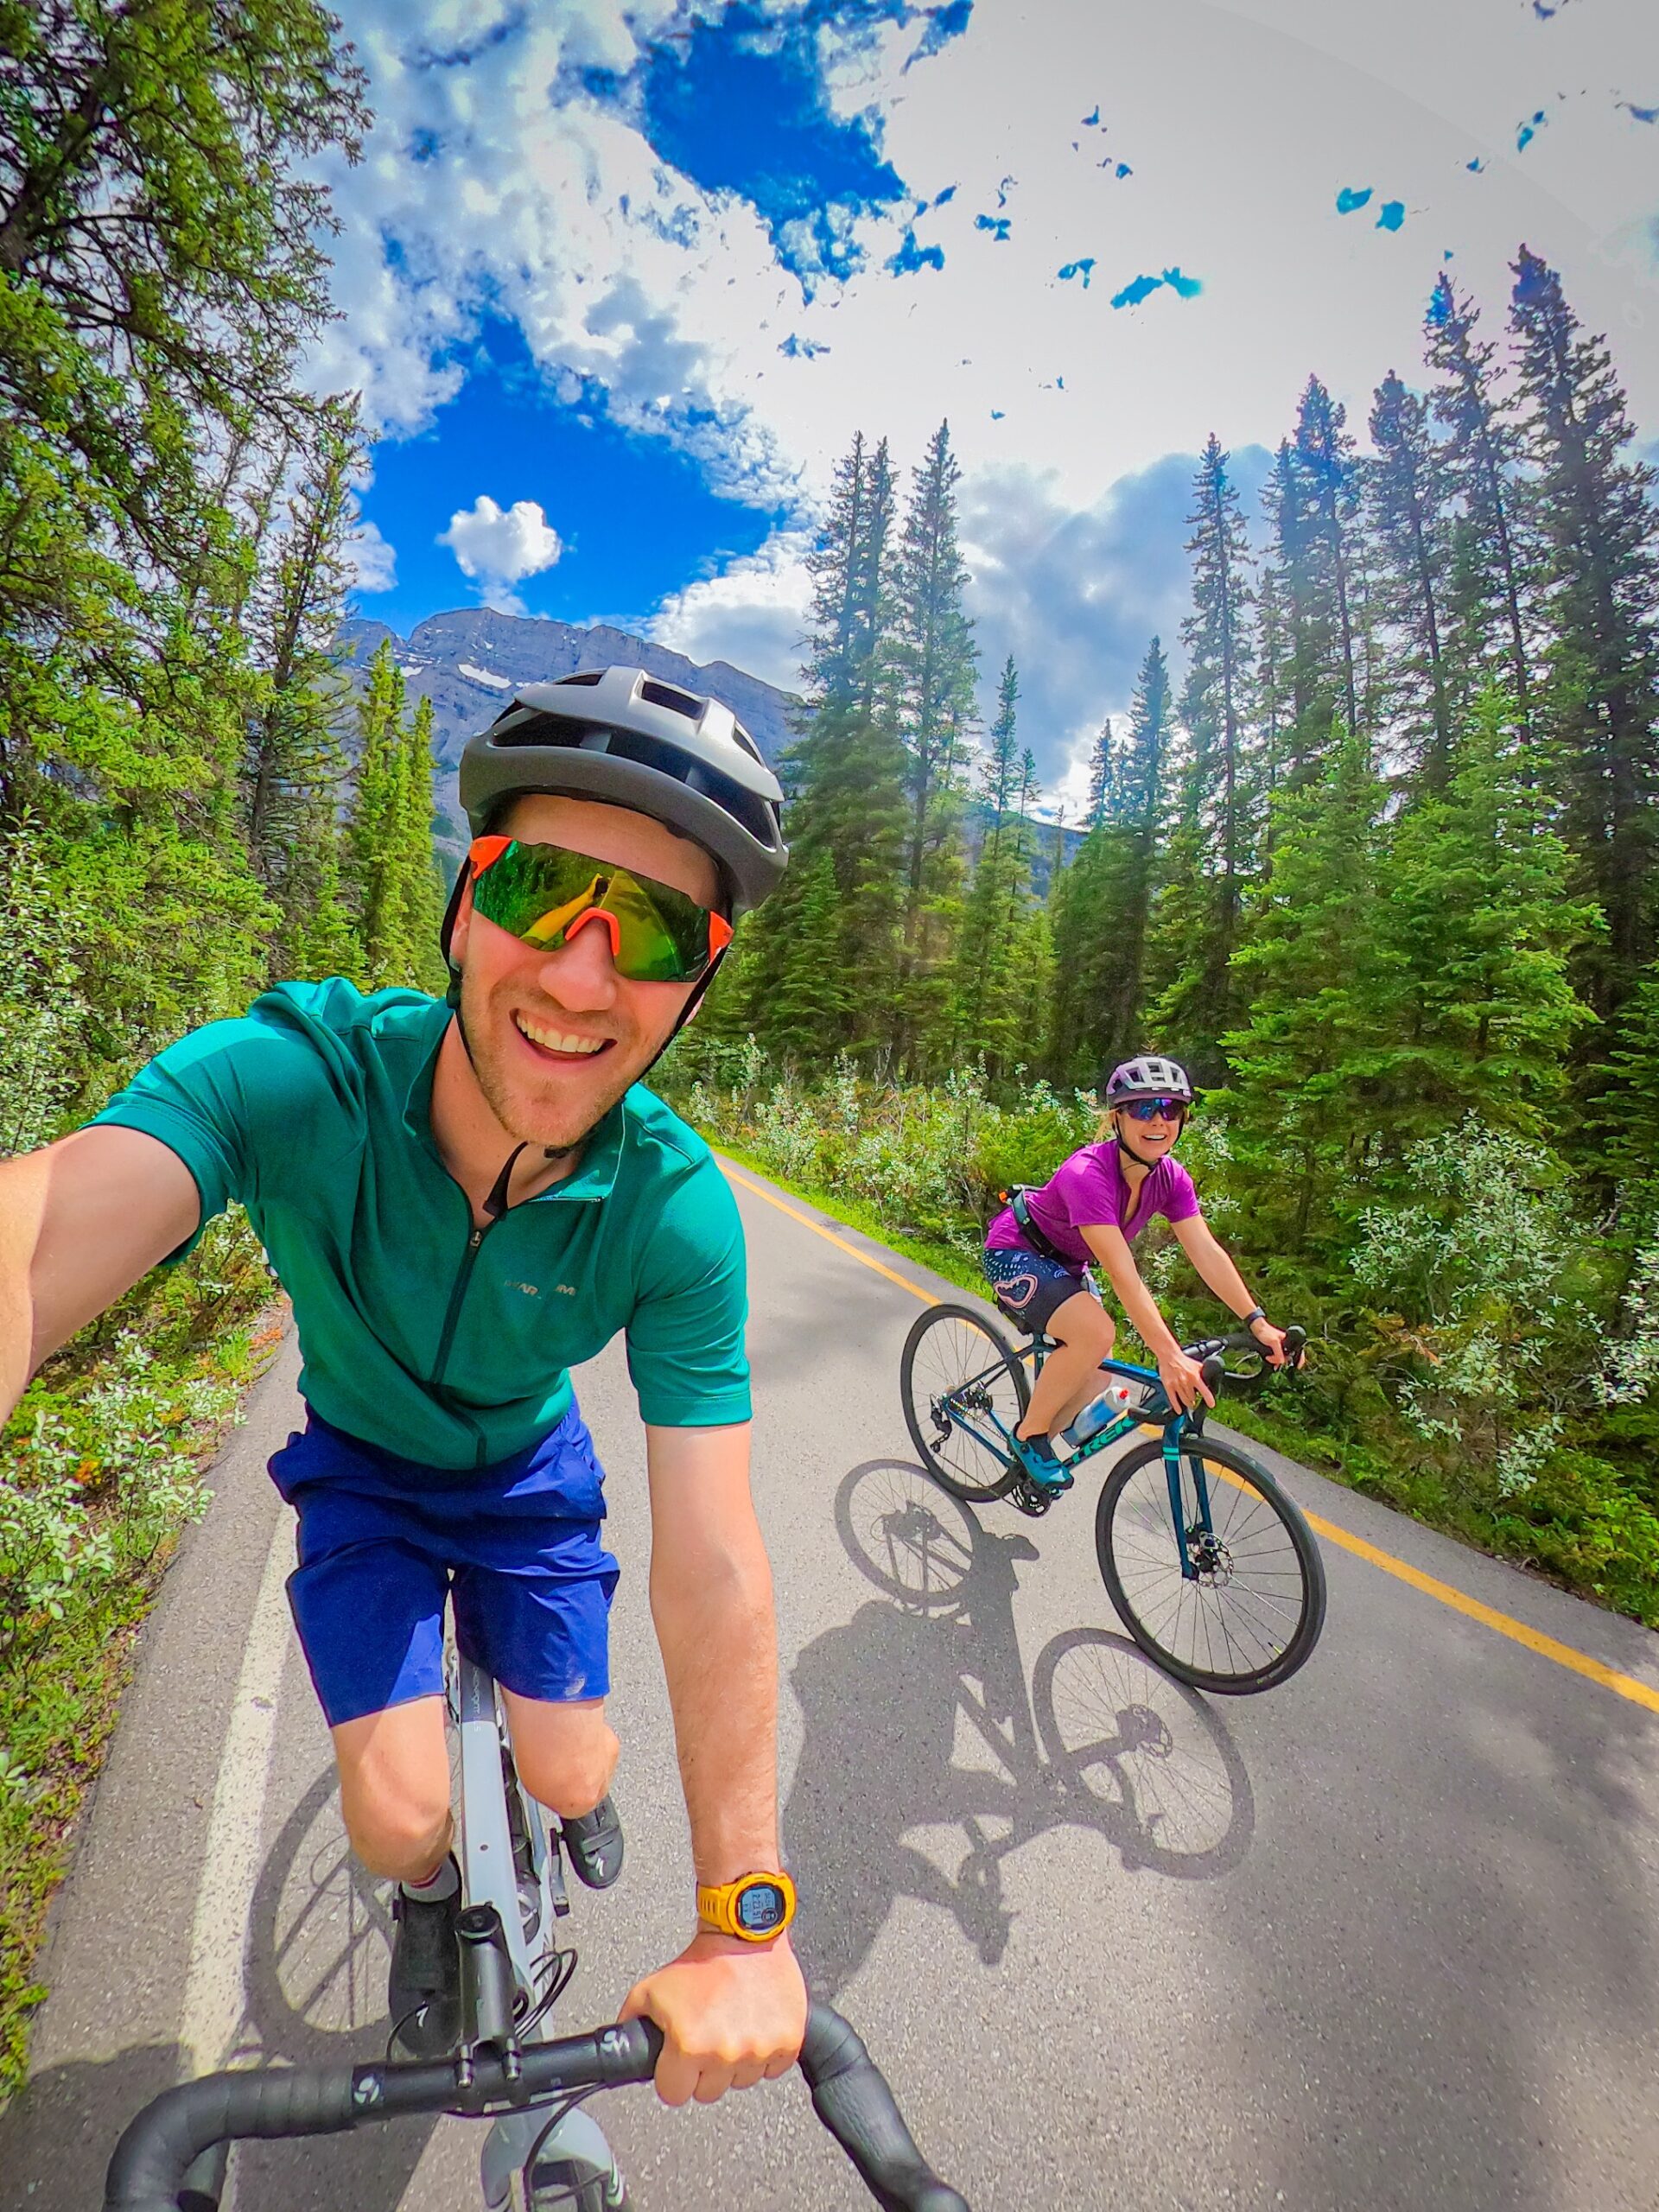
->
xmin=1008 ymin=1475 xmax=1058 ymax=1517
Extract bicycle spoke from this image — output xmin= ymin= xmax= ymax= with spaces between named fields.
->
xmin=901 ymin=1306 xmax=1027 ymax=1501
xmin=1103 ymin=1445 xmax=1314 ymax=1687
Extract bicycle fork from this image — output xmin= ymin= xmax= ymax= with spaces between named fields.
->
xmin=1163 ymin=1424 xmax=1215 ymax=1580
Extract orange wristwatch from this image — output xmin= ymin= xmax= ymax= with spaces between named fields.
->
xmin=696 ymin=1870 xmax=798 ymax=1942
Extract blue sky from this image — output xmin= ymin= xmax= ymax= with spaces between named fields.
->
xmin=318 ymin=0 xmax=1659 ymax=814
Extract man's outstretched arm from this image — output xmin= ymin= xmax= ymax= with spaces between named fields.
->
xmin=620 ymin=1419 xmax=807 ymax=2105
xmin=0 ymin=1126 xmax=201 ymax=1421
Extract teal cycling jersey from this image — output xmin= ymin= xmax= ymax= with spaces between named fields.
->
xmin=91 ymin=978 xmax=751 ymax=1470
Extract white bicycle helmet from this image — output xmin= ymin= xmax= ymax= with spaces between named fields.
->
xmin=1105 ymin=1055 xmax=1194 ymax=1106
xmin=458 ymin=667 xmax=787 ymax=917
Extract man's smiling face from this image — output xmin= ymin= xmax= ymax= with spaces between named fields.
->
xmin=447 ymin=792 xmax=720 ymax=1150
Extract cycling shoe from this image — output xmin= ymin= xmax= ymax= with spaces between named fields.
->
xmin=387 ymin=1866 xmax=461 ymax=2059
xmin=1012 ymin=1433 xmax=1073 ymax=1492
xmin=563 ymin=1792 xmax=625 ymax=1890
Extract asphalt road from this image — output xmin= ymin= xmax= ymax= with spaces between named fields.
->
xmin=5 ymin=1158 xmax=1659 ymax=2212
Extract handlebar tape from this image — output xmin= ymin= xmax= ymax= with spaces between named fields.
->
xmin=801 ymin=2005 xmax=970 ymax=2212
xmin=103 ymin=2009 xmax=969 ymax=2212
xmin=104 ymin=2064 xmax=364 ymax=2209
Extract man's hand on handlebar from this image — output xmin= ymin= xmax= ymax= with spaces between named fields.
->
xmin=1157 ymin=1344 xmax=1216 ymax=1414
xmin=619 ymin=1927 xmax=808 ymax=2107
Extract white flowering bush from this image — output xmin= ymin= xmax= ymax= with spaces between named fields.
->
xmin=1353 ymin=1120 xmax=1601 ymax=1495
xmin=1598 ymin=1242 xmax=1659 ymax=1408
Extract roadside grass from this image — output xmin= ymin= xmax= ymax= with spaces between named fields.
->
xmin=711 ymin=1141 xmax=1659 ymax=1631
xmin=0 ymin=1217 xmax=282 ymax=2106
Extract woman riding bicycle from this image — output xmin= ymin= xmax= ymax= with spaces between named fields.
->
xmin=982 ymin=1055 xmax=1294 ymax=1491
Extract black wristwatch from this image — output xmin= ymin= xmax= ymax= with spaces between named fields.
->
xmin=1242 ymin=1306 xmax=1266 ymax=1327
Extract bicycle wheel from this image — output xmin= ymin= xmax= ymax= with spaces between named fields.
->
xmin=899 ymin=1302 xmax=1028 ymax=1502
xmin=1096 ymin=1434 xmax=1326 ymax=1694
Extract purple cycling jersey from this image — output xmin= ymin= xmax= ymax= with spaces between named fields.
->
xmin=985 ymin=1140 xmax=1200 ymax=1268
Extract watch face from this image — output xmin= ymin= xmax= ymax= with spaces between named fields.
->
xmin=735 ymin=1880 xmax=788 ymax=1934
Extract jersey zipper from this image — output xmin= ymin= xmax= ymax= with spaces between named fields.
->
xmin=432 ymin=1217 xmax=493 ymax=1395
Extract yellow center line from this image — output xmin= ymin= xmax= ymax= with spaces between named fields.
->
xmin=721 ymin=1161 xmax=935 ymax=1304
xmin=721 ymin=1154 xmax=1659 ymax=1719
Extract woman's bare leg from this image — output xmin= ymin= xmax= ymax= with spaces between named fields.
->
xmin=1015 ymin=1293 xmax=1116 ymax=1442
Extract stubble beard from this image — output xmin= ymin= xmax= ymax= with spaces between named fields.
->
xmin=460 ymin=965 xmax=649 ymax=1151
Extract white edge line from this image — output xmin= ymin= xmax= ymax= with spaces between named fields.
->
xmin=178 ymin=1510 xmax=294 ymax=2077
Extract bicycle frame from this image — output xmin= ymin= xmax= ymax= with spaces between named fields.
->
xmin=943 ymin=1343 xmax=1217 ymax=1578
xmin=452 ymin=1650 xmax=622 ymax=2210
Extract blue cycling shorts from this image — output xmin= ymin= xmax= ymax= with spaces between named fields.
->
xmin=268 ymin=1405 xmax=620 ymax=1728
xmin=982 ymin=1244 xmax=1088 ymax=1333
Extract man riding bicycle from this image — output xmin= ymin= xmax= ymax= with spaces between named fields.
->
xmin=0 ymin=669 xmax=807 ymax=2107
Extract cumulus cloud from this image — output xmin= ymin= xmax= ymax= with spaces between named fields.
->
xmin=648 ymin=532 xmax=815 ymax=692
xmin=346 ymin=515 xmax=398 ymax=593
xmin=958 ymin=445 xmax=1273 ymax=803
xmin=438 ymin=495 xmax=563 ymax=613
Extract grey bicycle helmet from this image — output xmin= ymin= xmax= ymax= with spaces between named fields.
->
xmin=458 ymin=667 xmax=787 ymax=917
xmin=1105 ymin=1055 xmax=1194 ymax=1106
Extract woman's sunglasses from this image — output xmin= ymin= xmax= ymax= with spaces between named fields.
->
xmin=1122 ymin=1096 xmax=1189 ymax=1122
xmin=467 ymin=836 xmax=732 ymax=985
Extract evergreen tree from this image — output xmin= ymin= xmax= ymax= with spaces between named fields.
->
xmin=1252 ymin=512 xmax=1292 ymax=830
xmin=1218 ymin=722 xmax=1395 ymax=1254
xmin=955 ymin=664 xmax=1042 ymax=1073
xmin=1381 ymin=685 xmax=1595 ymax=1140
xmin=1084 ymin=715 xmax=1118 ymax=825
xmin=1049 ymin=642 xmax=1173 ymax=1083
xmin=244 ymin=399 xmax=360 ymax=973
xmin=888 ymin=421 xmax=978 ymax=1071
xmin=1147 ymin=438 xmax=1256 ymax=1073
xmin=1282 ymin=376 xmax=1362 ymax=766
xmin=347 ymin=639 xmax=407 ymax=983
xmin=1424 ymin=273 xmax=1535 ymax=739
xmin=389 ymin=693 xmax=448 ymax=993
xmin=744 ymin=428 xmax=906 ymax=1063
xmin=758 ymin=849 xmax=850 ymax=1063
xmin=1509 ymin=245 xmax=1659 ymax=1016
xmin=0 ymin=2 xmax=365 ymax=564
xmin=1103 ymin=638 xmax=1173 ymax=1057
xmin=1367 ymin=371 xmax=1454 ymax=788
xmin=1047 ymin=817 xmax=1141 ymax=1087
xmin=1599 ymin=960 xmax=1659 ymax=1205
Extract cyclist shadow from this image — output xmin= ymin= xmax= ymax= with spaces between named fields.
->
xmin=785 ymin=1459 xmax=1255 ymax=1997
xmin=227 ymin=1764 xmax=442 ymax=2212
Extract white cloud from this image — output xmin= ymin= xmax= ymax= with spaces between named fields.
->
xmin=438 ymin=494 xmax=563 ymax=612
xmin=318 ymin=0 xmax=1659 ymax=652
xmin=648 ymin=532 xmax=815 ymax=691
xmin=346 ymin=515 xmax=398 ymax=593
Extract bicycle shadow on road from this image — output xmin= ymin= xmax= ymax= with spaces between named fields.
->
xmin=0 ymin=2042 xmax=196 ymax=2212
xmin=0 ymin=1775 xmax=435 ymax=2212
xmin=785 ymin=1459 xmax=1255 ymax=1998
xmin=227 ymin=1764 xmax=442 ymax=2212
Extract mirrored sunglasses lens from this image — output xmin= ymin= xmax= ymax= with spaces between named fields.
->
xmin=474 ymin=843 xmax=708 ymax=982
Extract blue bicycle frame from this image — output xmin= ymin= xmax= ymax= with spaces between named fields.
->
xmin=944 ymin=1343 xmax=1217 ymax=1579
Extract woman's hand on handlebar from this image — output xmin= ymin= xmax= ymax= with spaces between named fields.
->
xmin=1247 ymin=1318 xmax=1301 ymax=1370
xmin=619 ymin=1928 xmax=808 ymax=2107
xmin=1158 ymin=1344 xmax=1215 ymax=1413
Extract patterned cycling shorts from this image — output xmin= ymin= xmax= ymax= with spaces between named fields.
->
xmin=982 ymin=1244 xmax=1089 ymax=1333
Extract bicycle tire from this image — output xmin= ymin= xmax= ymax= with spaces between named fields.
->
xmin=899 ymin=1302 xmax=1028 ymax=1502
xmin=1096 ymin=1433 xmax=1326 ymax=1694
xmin=529 ymin=2165 xmax=626 ymax=2212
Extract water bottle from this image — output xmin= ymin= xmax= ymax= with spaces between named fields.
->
xmin=1062 ymin=1381 xmax=1135 ymax=1452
